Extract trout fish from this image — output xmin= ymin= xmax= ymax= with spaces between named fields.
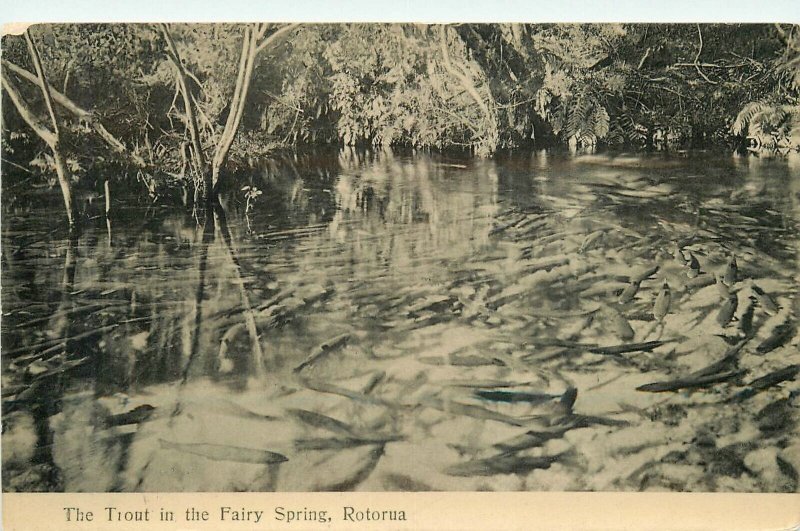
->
xmin=159 ymin=439 xmax=288 ymax=465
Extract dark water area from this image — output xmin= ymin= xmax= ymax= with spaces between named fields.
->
xmin=2 ymin=149 xmax=799 ymax=492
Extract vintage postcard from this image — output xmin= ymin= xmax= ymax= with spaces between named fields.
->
xmin=1 ymin=3 xmax=799 ymax=529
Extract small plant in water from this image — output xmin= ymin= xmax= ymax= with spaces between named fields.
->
xmin=241 ymin=185 xmax=263 ymax=214
xmin=241 ymin=185 xmax=262 ymax=233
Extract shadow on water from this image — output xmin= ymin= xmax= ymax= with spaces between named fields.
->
xmin=2 ymin=149 xmax=799 ymax=492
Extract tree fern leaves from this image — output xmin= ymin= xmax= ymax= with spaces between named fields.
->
xmin=732 ymin=101 xmax=795 ymax=138
xmin=551 ymin=89 xmax=610 ymax=146
xmin=608 ymin=111 xmax=646 ymax=146
xmin=732 ymin=101 xmax=772 ymax=136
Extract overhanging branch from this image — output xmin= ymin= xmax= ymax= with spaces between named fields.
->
xmin=3 ymin=59 xmax=148 ymax=168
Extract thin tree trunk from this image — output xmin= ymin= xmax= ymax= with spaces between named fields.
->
xmin=158 ymin=23 xmax=297 ymax=202
xmin=104 ymin=179 xmax=112 ymax=216
xmin=1 ymin=33 xmax=76 ymax=226
xmin=211 ymin=25 xmax=258 ymax=194
xmin=4 ymin=59 xmax=149 ymax=169
xmin=160 ymin=24 xmax=209 ymax=194
xmin=27 ymin=30 xmax=76 ymax=225
xmin=210 ymin=23 xmax=299 ymax=195
xmin=51 ymin=149 xmax=76 ymax=226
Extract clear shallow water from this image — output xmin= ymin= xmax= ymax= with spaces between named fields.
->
xmin=2 ymin=149 xmax=799 ymax=492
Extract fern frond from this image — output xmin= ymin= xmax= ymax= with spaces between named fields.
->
xmin=608 ymin=112 xmax=646 ymax=146
xmin=732 ymin=101 xmax=770 ymax=136
xmin=566 ymin=93 xmax=591 ymax=140
xmin=592 ymin=106 xmax=610 ymax=139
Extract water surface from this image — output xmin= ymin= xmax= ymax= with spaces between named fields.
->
xmin=3 ymin=150 xmax=799 ymax=492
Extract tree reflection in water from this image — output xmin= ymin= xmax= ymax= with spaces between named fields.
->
xmin=1 ymin=150 xmax=798 ymax=492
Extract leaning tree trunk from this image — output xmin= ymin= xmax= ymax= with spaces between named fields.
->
xmin=1 ymin=30 xmax=75 ymax=226
xmin=210 ymin=24 xmax=259 ymax=195
xmin=210 ymin=23 xmax=298 ymax=196
xmin=160 ymin=24 xmax=210 ymax=198
xmin=2 ymin=59 xmax=149 ymax=170
xmin=25 ymin=29 xmax=76 ymax=225
xmin=160 ymin=23 xmax=297 ymax=203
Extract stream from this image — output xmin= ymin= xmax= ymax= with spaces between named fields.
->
xmin=2 ymin=149 xmax=799 ymax=492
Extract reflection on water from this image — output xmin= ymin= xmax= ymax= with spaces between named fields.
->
xmin=2 ymin=149 xmax=799 ymax=492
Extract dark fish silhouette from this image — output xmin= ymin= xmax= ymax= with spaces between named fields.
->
xmin=105 ymin=404 xmax=155 ymax=427
xmin=294 ymin=435 xmax=402 ymax=451
xmin=733 ymin=364 xmax=800 ymax=401
xmin=559 ymin=387 xmax=579 ymax=410
xmin=618 ymin=280 xmax=641 ymax=303
xmin=636 ymin=369 xmax=746 ymax=393
xmin=631 ymin=264 xmax=660 ymax=283
xmin=588 ymin=340 xmax=666 ymax=356
xmin=716 ymin=294 xmax=738 ymax=327
xmin=686 ymin=252 xmax=701 ymax=278
xmin=422 ymin=397 xmax=528 ymax=426
xmin=751 ymin=284 xmax=779 ymax=315
xmin=444 ymin=452 xmax=567 ymax=477
xmin=738 ymin=296 xmax=756 ymax=338
xmin=474 ymin=390 xmax=560 ymax=404
xmin=294 ymin=333 xmax=351 ymax=373
xmin=747 ymin=364 xmax=800 ymax=391
xmin=756 ymin=322 xmax=795 ymax=354
xmin=494 ymin=423 xmax=583 ymax=453
xmin=482 ymin=386 xmax=575 ymax=413
xmin=637 ymin=340 xmax=749 ymax=393
xmin=198 ymin=399 xmax=278 ymax=422
xmin=159 ymin=439 xmax=288 ymax=464
xmin=686 ymin=275 xmax=715 ymax=290
xmin=605 ymin=307 xmax=635 ymax=340
xmin=723 ymin=255 xmax=738 ymax=285
xmin=383 ymin=474 xmax=436 ymax=492
xmin=579 ymin=230 xmax=605 ymax=253
xmin=690 ymin=339 xmax=748 ymax=378
xmin=316 ymin=444 xmax=385 ymax=491
xmin=674 ymin=245 xmax=688 ymax=265
xmin=287 ymin=408 xmax=358 ymax=437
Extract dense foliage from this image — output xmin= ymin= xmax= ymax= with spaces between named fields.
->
xmin=2 ymin=23 xmax=799 ymax=199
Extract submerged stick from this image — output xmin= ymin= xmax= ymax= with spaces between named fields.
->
xmin=293 ymin=333 xmax=351 ymax=373
xmin=104 ymin=179 xmax=111 ymax=216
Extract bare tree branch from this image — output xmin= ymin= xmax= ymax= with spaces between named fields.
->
xmin=1 ymin=69 xmax=56 ymax=145
xmin=25 ymin=30 xmax=62 ymax=138
xmin=254 ymin=23 xmax=299 ymax=54
xmin=693 ymin=24 xmax=718 ymax=85
xmin=4 ymin=59 xmax=149 ymax=168
xmin=211 ymin=24 xmax=257 ymax=190
xmin=637 ymin=47 xmax=651 ymax=70
xmin=160 ymin=23 xmax=208 ymax=187
xmin=7 ymin=30 xmax=77 ymax=225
